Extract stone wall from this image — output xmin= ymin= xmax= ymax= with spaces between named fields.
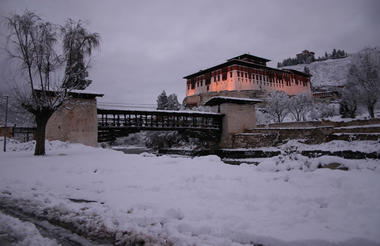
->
xmin=256 ymin=118 xmax=380 ymax=129
xmin=256 ymin=121 xmax=323 ymax=129
xmin=233 ymin=118 xmax=380 ymax=148
xmin=233 ymin=127 xmax=334 ymax=148
xmin=46 ymin=97 xmax=98 ymax=146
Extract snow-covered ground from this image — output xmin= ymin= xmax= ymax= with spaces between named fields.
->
xmin=1 ymin=140 xmax=380 ymax=245
xmin=0 ymin=211 xmax=59 ymax=246
xmin=281 ymin=139 xmax=380 ymax=154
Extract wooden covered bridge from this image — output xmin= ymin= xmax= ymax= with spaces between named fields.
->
xmin=97 ymin=108 xmax=224 ymax=142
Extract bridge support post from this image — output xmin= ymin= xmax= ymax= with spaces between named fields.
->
xmin=46 ymin=92 xmax=103 ymax=146
xmin=204 ymin=97 xmax=262 ymax=148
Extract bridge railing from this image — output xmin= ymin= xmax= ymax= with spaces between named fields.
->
xmin=97 ymin=109 xmax=224 ymax=131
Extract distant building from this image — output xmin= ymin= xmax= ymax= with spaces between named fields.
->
xmin=184 ymin=53 xmax=311 ymax=107
xmin=296 ymin=50 xmax=315 ymax=59
xmin=296 ymin=50 xmax=315 ymax=64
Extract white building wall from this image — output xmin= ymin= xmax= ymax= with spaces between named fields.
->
xmin=186 ymin=69 xmax=311 ymax=98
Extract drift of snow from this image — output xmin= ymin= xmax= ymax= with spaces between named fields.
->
xmin=0 ymin=212 xmax=59 ymax=246
xmin=1 ymin=140 xmax=380 ymax=245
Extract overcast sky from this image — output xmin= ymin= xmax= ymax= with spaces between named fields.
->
xmin=0 ymin=0 xmax=379 ymax=107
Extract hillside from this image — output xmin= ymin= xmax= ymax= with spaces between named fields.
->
xmin=282 ymin=56 xmax=352 ymax=90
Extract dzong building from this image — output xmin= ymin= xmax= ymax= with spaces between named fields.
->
xmin=184 ymin=54 xmax=311 ymax=107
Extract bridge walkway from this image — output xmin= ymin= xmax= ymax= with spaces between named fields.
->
xmin=97 ymin=109 xmax=224 ymax=142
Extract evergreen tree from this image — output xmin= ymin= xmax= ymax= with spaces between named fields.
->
xmin=61 ymin=19 xmax=100 ymax=90
xmin=157 ymin=90 xmax=169 ymax=110
xmin=167 ymin=93 xmax=180 ymax=110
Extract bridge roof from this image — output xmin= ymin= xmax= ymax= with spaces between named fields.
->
xmin=204 ymin=96 xmax=263 ymax=106
xmin=97 ymin=108 xmax=223 ymax=116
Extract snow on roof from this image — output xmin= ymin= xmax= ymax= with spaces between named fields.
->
xmin=204 ymin=96 xmax=263 ymax=106
xmin=97 ymin=107 xmax=223 ymax=115
xmin=70 ymin=89 xmax=104 ymax=96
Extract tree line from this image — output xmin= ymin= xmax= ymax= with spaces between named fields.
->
xmin=277 ymin=49 xmax=348 ymax=68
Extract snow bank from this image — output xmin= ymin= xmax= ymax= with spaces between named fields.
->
xmin=281 ymin=139 xmax=380 ymax=154
xmin=0 ymin=212 xmax=59 ymax=246
xmin=1 ymin=141 xmax=380 ymax=245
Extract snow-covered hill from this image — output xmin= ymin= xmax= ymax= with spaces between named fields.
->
xmin=282 ymin=56 xmax=352 ymax=89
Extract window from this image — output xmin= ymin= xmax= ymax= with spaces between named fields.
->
xmin=256 ymin=74 xmax=258 ymax=80
xmin=237 ymin=71 xmax=240 ymax=77
xmin=230 ymin=72 xmax=233 ymax=78
xmin=217 ymin=75 xmax=220 ymax=81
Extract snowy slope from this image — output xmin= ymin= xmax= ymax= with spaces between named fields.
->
xmin=1 ymin=140 xmax=380 ymax=245
xmin=282 ymin=57 xmax=352 ymax=89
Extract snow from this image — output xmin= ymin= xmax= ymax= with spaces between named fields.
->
xmin=282 ymin=57 xmax=352 ymax=88
xmin=1 ymin=140 xmax=380 ymax=245
xmin=97 ymin=107 xmax=222 ymax=115
xmin=0 ymin=211 xmax=59 ymax=246
xmin=281 ymin=139 xmax=380 ymax=154
xmin=334 ymin=124 xmax=380 ymax=129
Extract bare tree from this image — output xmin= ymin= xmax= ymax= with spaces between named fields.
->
xmin=264 ymin=91 xmax=290 ymax=123
xmin=339 ymin=81 xmax=358 ymax=118
xmin=288 ymin=92 xmax=313 ymax=121
xmin=347 ymin=47 xmax=380 ymax=118
xmin=5 ymin=11 xmax=100 ymax=155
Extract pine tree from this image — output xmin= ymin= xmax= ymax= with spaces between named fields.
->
xmin=167 ymin=93 xmax=180 ymax=110
xmin=61 ymin=19 xmax=100 ymax=90
xmin=157 ymin=90 xmax=169 ymax=110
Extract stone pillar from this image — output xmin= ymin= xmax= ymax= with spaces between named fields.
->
xmin=204 ymin=97 xmax=262 ymax=148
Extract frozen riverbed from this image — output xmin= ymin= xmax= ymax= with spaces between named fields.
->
xmin=1 ymin=140 xmax=380 ymax=245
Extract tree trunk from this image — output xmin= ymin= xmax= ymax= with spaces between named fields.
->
xmin=368 ymin=103 xmax=375 ymax=119
xmin=34 ymin=113 xmax=51 ymax=156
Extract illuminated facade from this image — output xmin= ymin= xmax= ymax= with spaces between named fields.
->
xmin=184 ymin=54 xmax=311 ymax=106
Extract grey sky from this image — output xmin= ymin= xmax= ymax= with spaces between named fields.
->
xmin=0 ymin=0 xmax=379 ymax=106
